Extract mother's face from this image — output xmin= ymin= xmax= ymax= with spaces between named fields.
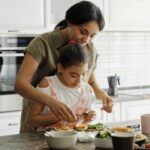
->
xmin=67 ymin=21 xmax=99 ymax=46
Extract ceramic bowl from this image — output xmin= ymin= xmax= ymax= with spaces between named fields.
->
xmin=44 ymin=130 xmax=78 ymax=149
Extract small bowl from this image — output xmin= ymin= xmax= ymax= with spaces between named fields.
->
xmin=45 ymin=130 xmax=78 ymax=149
xmin=94 ymin=137 xmax=113 ymax=148
xmin=135 ymin=133 xmax=147 ymax=146
xmin=135 ymin=138 xmax=146 ymax=146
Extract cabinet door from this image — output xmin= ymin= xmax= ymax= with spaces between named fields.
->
xmin=0 ymin=111 xmax=21 ymax=136
xmin=0 ymin=0 xmax=47 ymax=31
xmin=92 ymin=101 xmax=120 ymax=123
xmin=0 ymin=94 xmax=22 ymax=112
xmin=48 ymin=0 xmax=104 ymax=26
xmin=104 ymin=0 xmax=150 ymax=31
xmin=101 ymin=102 xmax=120 ymax=123
xmin=121 ymin=100 xmax=150 ymax=121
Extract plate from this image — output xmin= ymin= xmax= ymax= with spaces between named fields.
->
xmin=135 ymin=134 xmax=147 ymax=146
xmin=135 ymin=138 xmax=146 ymax=146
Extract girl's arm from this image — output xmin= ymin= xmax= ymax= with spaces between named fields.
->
xmin=15 ymin=53 xmax=76 ymax=121
xmin=27 ymin=77 xmax=59 ymax=127
xmin=27 ymin=102 xmax=59 ymax=127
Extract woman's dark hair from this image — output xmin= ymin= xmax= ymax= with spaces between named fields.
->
xmin=55 ymin=1 xmax=105 ymax=31
xmin=57 ymin=43 xmax=88 ymax=69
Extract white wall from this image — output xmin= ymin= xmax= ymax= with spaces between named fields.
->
xmin=93 ymin=32 xmax=150 ymax=89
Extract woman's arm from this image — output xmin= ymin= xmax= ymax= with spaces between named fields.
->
xmin=15 ymin=53 xmax=76 ymax=121
xmin=88 ymin=72 xmax=113 ymax=113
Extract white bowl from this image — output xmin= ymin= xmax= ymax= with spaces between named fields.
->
xmin=78 ymin=131 xmax=96 ymax=142
xmin=94 ymin=137 xmax=113 ymax=148
xmin=44 ymin=130 xmax=78 ymax=149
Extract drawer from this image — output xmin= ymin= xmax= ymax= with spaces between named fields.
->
xmin=0 ymin=111 xmax=21 ymax=136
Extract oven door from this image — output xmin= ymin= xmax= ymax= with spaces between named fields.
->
xmin=0 ymin=48 xmax=24 ymax=94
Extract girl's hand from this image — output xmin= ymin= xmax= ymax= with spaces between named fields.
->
xmin=83 ymin=110 xmax=96 ymax=123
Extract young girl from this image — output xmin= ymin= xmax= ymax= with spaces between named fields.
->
xmin=25 ymin=43 xmax=96 ymax=132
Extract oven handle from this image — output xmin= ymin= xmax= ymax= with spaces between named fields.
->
xmin=0 ymin=53 xmax=24 ymax=57
xmin=0 ymin=47 xmax=26 ymax=50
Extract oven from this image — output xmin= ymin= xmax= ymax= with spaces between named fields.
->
xmin=0 ymin=36 xmax=35 ymax=95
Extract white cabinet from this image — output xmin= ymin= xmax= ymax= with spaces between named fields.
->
xmin=92 ymin=101 xmax=120 ymax=123
xmin=48 ymin=0 xmax=81 ymax=26
xmin=0 ymin=0 xmax=49 ymax=32
xmin=93 ymin=99 xmax=150 ymax=124
xmin=0 ymin=0 xmax=104 ymax=32
xmin=121 ymin=100 xmax=150 ymax=121
xmin=100 ymin=102 xmax=120 ymax=123
xmin=0 ymin=111 xmax=21 ymax=136
xmin=1 ymin=0 xmax=150 ymax=32
xmin=104 ymin=0 xmax=150 ymax=31
xmin=47 ymin=0 xmax=104 ymax=26
xmin=0 ymin=94 xmax=22 ymax=112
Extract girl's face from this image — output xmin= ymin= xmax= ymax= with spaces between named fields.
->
xmin=57 ymin=63 xmax=88 ymax=88
xmin=67 ymin=21 xmax=99 ymax=46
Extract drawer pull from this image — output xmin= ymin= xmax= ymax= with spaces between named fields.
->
xmin=8 ymin=123 xmax=19 ymax=126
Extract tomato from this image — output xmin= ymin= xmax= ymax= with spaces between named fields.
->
xmin=145 ymin=143 xmax=150 ymax=148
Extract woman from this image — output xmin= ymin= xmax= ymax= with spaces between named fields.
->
xmin=25 ymin=43 xmax=96 ymax=132
xmin=15 ymin=1 xmax=113 ymax=133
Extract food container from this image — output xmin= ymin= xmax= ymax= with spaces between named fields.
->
xmin=93 ymin=130 xmax=112 ymax=148
xmin=44 ymin=130 xmax=78 ymax=149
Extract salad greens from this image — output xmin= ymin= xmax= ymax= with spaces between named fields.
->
xmin=87 ymin=123 xmax=104 ymax=131
xmin=95 ymin=129 xmax=111 ymax=139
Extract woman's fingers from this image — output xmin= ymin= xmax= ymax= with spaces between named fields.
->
xmin=49 ymin=100 xmax=77 ymax=122
xmin=102 ymin=96 xmax=113 ymax=113
xmin=66 ymin=105 xmax=77 ymax=121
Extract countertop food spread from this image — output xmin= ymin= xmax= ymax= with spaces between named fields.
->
xmin=0 ymin=132 xmax=150 ymax=150
xmin=0 ymin=87 xmax=150 ymax=149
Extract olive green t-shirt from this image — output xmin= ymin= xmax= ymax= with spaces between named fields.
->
xmin=25 ymin=28 xmax=98 ymax=87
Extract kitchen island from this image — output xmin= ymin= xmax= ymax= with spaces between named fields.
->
xmin=0 ymin=133 xmax=105 ymax=150
xmin=0 ymin=132 xmax=149 ymax=150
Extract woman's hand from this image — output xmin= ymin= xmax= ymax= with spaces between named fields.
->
xmin=101 ymin=95 xmax=113 ymax=113
xmin=47 ymin=98 xmax=77 ymax=122
xmin=88 ymin=73 xmax=113 ymax=113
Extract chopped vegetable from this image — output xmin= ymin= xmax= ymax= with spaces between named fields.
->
xmin=82 ymin=112 xmax=88 ymax=116
xmin=87 ymin=123 xmax=104 ymax=131
xmin=95 ymin=130 xmax=111 ymax=139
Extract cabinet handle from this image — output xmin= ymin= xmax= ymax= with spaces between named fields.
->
xmin=8 ymin=123 xmax=19 ymax=126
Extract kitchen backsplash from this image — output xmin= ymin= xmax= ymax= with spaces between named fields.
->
xmin=93 ymin=32 xmax=150 ymax=89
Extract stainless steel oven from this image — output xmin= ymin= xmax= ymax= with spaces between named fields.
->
xmin=0 ymin=35 xmax=35 ymax=94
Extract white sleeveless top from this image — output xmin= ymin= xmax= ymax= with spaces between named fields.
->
xmin=37 ymin=75 xmax=96 ymax=115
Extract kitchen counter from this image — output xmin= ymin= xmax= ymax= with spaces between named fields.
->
xmin=114 ymin=87 xmax=150 ymax=102
xmin=0 ymin=132 xmax=148 ymax=150
xmin=0 ymin=133 xmax=47 ymax=150
xmin=0 ymin=133 xmax=104 ymax=150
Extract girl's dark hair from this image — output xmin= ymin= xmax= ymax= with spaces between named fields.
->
xmin=55 ymin=1 xmax=105 ymax=31
xmin=57 ymin=43 xmax=88 ymax=69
